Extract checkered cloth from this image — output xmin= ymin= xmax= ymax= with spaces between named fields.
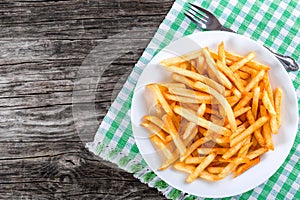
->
xmin=87 ymin=0 xmax=300 ymax=199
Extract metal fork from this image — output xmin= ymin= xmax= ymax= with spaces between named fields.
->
xmin=184 ymin=3 xmax=299 ymax=71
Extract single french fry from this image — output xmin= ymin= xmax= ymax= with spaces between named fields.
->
xmin=171 ymin=73 xmax=194 ymax=87
xmin=245 ymin=70 xmax=265 ymax=92
xmin=168 ymin=87 xmax=212 ymax=101
xmin=260 ymin=106 xmax=274 ymax=150
xmin=160 ymin=49 xmax=203 ymax=66
xmin=216 ymin=60 xmax=246 ymax=93
xmin=262 ymin=90 xmax=276 ymax=116
xmin=165 ymin=66 xmax=225 ymax=93
xmin=270 ymin=87 xmax=280 ymax=134
xmin=234 ymin=107 xmax=251 ymax=118
xmin=230 ymin=116 xmax=269 ymax=147
xmin=246 ymin=110 xmax=265 ymax=146
xmin=263 ymin=73 xmax=274 ymax=106
xmin=217 ymin=157 xmax=249 ymax=163
xmin=230 ymin=51 xmax=256 ymax=71
xmin=142 ymin=121 xmax=170 ymax=143
xmin=224 ymin=50 xmax=270 ymax=71
xmin=185 ymin=156 xmax=205 ymax=164
xmin=207 ymin=166 xmax=224 ymax=174
xmin=246 ymin=147 xmax=268 ymax=160
xmin=174 ymin=162 xmax=196 ymax=174
xmin=218 ymin=41 xmax=226 ymax=64
xmin=234 ymin=157 xmax=260 ymax=177
xmin=234 ymin=93 xmax=253 ymax=111
xmin=174 ymin=106 xmax=231 ymax=136
xmin=230 ymin=121 xmax=249 ymax=139
xmin=163 ymin=114 xmax=186 ymax=155
xmin=247 ymin=61 xmax=270 ymax=71
xmin=252 ymin=86 xmax=260 ymax=119
xmin=263 ymin=129 xmax=274 ymax=150
xmin=164 ymin=93 xmax=212 ymax=104
xmin=270 ymin=115 xmax=278 ymax=134
xmin=159 ymin=83 xmax=187 ymax=88
xmin=218 ymin=71 xmax=233 ymax=89
xmin=186 ymin=153 xmax=217 ymax=183
xmin=268 ymin=86 xmax=278 ymax=135
xmin=180 ymin=138 xmax=206 ymax=161
xmin=274 ymin=88 xmax=283 ymax=128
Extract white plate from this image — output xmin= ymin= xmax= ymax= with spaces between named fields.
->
xmin=131 ymin=31 xmax=298 ymax=198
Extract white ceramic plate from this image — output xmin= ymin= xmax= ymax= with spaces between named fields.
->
xmin=131 ymin=31 xmax=298 ymax=198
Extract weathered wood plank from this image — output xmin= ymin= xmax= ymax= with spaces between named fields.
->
xmin=0 ymin=0 xmax=174 ymax=198
xmin=0 ymin=149 xmax=164 ymax=199
xmin=0 ymin=0 xmax=173 ymax=40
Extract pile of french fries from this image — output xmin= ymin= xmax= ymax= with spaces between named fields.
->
xmin=141 ymin=42 xmax=282 ymax=182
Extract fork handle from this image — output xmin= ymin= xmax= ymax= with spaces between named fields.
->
xmin=220 ymin=26 xmax=299 ymax=71
xmin=220 ymin=26 xmax=235 ymax=33
xmin=265 ymin=48 xmax=299 ymax=71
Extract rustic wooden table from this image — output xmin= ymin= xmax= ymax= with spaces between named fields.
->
xmin=0 ymin=0 xmax=174 ymax=198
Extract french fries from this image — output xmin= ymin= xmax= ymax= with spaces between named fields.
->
xmin=186 ymin=153 xmax=217 ymax=183
xmin=141 ymin=42 xmax=283 ymax=182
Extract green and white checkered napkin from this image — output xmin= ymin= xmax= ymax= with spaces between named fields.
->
xmin=87 ymin=0 xmax=300 ymax=199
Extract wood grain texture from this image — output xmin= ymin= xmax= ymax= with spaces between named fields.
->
xmin=0 ymin=0 xmax=174 ymax=199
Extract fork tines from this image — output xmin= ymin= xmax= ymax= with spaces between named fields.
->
xmin=184 ymin=3 xmax=209 ymax=29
